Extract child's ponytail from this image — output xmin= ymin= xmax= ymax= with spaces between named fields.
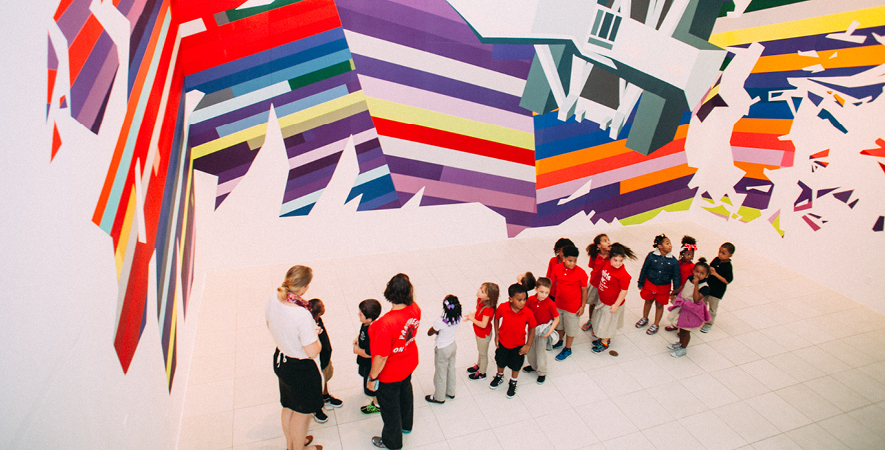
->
xmin=442 ymin=295 xmax=462 ymax=325
xmin=610 ymin=242 xmax=637 ymax=260
xmin=586 ymin=233 xmax=608 ymax=259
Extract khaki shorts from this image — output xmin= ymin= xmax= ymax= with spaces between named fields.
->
xmin=556 ymin=309 xmax=580 ymax=337
xmin=321 ymin=361 xmax=334 ymax=382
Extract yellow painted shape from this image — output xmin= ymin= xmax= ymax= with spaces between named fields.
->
xmin=365 ymin=97 xmax=535 ymax=150
xmin=720 ymin=195 xmax=734 ymax=206
xmin=619 ymin=198 xmax=693 ymax=225
xmin=115 ymin=186 xmax=138 ymax=278
xmin=771 ymin=214 xmax=786 ymax=237
xmin=737 ymin=206 xmax=762 ymax=222
xmin=703 ymin=204 xmax=731 ymax=217
xmin=710 ymin=6 xmax=885 ymax=48
xmin=166 ymin=290 xmax=178 ymax=383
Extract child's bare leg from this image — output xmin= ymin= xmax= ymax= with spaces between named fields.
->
xmin=323 ymin=383 xmax=329 ymax=396
xmin=496 ymin=367 xmax=505 ymax=375
xmin=511 ymin=369 xmax=519 ymax=379
xmin=642 ymin=300 xmax=652 ymax=320
xmin=679 ymin=329 xmax=691 ymax=348
xmin=653 ymin=303 xmax=664 ymax=326
xmin=565 ymin=335 xmax=575 ymax=348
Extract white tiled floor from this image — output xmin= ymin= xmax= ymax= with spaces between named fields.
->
xmin=178 ymin=221 xmax=885 ymax=450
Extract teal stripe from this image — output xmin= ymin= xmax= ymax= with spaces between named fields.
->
xmin=188 ymin=81 xmax=290 ymax=124
xmin=229 ymin=49 xmax=352 ymax=97
xmin=280 ymin=190 xmax=323 ymax=215
xmin=100 ymin=12 xmax=172 ymax=232
xmin=353 ymin=165 xmax=390 ymax=187
xmin=214 ymin=85 xmax=349 ymax=137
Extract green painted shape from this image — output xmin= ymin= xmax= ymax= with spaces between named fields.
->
xmin=625 ymin=90 xmax=687 ymax=155
xmin=288 ymin=60 xmax=353 ymax=91
xmin=224 ymin=0 xmax=305 ymax=23
xmin=619 ymin=198 xmax=694 ymax=225
xmin=719 ymin=0 xmax=811 ymax=16
xmin=520 ymin=44 xmax=569 ymax=115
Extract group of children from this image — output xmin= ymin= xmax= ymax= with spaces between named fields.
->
xmin=324 ymin=232 xmax=736 ymax=416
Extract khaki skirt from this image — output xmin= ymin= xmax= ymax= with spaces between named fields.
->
xmin=591 ymin=300 xmax=624 ymax=339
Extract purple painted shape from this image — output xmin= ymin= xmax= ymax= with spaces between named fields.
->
xmin=849 ymin=199 xmax=858 ymax=209
xmin=288 ymin=151 xmax=343 ymax=181
xmin=594 ymin=185 xmax=697 ymax=224
xmin=216 ymin=161 xmax=254 ymax=186
xmin=48 ymin=34 xmax=58 ymax=69
xmin=734 ymin=177 xmax=774 ymax=210
xmin=338 ymin=8 xmax=531 ymax=78
xmin=215 ymin=192 xmax=230 ymax=208
xmin=61 ymin=97 xmax=68 ymax=108
xmin=56 ymin=0 xmax=93 ymax=42
xmin=383 ymin=0 xmax=464 ymax=22
xmin=351 ymin=54 xmax=528 ymax=115
xmin=355 ymin=137 xmax=381 ymax=155
xmin=440 ymin=165 xmax=535 ymax=196
xmin=485 ymin=204 xmax=535 ymax=227
xmin=874 ymin=216 xmax=884 ymax=232
xmin=832 ymin=190 xmax=853 ymax=203
xmin=284 ymin=165 xmax=338 ymax=203
xmin=71 ymin=32 xmax=118 ymax=127
xmin=285 ymin=111 xmax=375 ymax=158
xmin=188 ymin=71 xmax=358 ymax=146
xmin=116 ymin=0 xmax=137 ymax=15
xmin=386 ymin=155 xmax=444 ymax=181
xmin=193 ymin=141 xmax=255 ymax=174
xmin=358 ymin=153 xmax=391 ymax=173
xmin=817 ymin=187 xmax=838 ymax=198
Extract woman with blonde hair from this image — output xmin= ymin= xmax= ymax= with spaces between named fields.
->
xmin=265 ymin=265 xmax=323 ymax=450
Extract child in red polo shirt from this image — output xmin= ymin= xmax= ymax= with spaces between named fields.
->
xmin=550 ymin=246 xmax=589 ymax=361
xmin=522 ymin=277 xmax=559 ymax=384
xmin=590 ymin=243 xmax=637 ymax=353
xmin=490 ymin=284 xmax=537 ymax=399
xmin=464 ymin=282 xmax=500 ymax=380
xmin=582 ymin=233 xmax=612 ymax=331
xmin=545 ymin=238 xmax=575 ymax=300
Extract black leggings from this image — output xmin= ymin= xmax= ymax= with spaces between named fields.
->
xmin=377 ymin=374 xmax=414 ymax=449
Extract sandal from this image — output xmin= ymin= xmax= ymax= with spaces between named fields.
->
xmin=425 ymin=395 xmax=445 ymax=404
xmin=635 ymin=318 xmax=648 ymax=328
xmin=664 ymin=325 xmax=678 ymax=331
xmin=646 ymin=324 xmax=659 ymax=335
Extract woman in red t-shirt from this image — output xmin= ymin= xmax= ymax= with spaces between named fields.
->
xmin=463 ymin=282 xmax=500 ymax=380
xmin=367 ymin=274 xmax=421 ymax=450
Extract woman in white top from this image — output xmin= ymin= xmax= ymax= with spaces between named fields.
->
xmin=266 ymin=265 xmax=323 ymax=450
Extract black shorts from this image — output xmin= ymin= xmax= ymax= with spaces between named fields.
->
xmin=495 ymin=344 xmax=524 ymax=372
xmin=275 ymin=349 xmax=324 ymax=414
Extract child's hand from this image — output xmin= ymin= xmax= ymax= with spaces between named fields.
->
xmin=709 ymin=267 xmax=717 ymax=276
xmin=609 ymin=304 xmax=619 ymax=314
xmin=494 ymin=336 xmax=499 ymax=348
xmin=316 ymin=325 xmax=323 ymax=335
xmin=353 ymin=342 xmax=360 ymax=354
xmin=519 ymin=344 xmax=530 ymax=355
xmin=465 ymin=312 xmax=474 ymax=321
xmin=542 ymin=331 xmax=552 ymax=339
xmin=577 ymin=305 xmax=585 ymax=316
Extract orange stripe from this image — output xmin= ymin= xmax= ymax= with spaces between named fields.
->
xmin=753 ymin=45 xmax=885 ymax=74
xmin=621 ymin=163 xmax=697 ymax=194
xmin=69 ymin=15 xmax=104 ymax=82
xmin=732 ymin=118 xmax=793 ymax=135
xmin=538 ymin=124 xmax=689 ymax=175
xmin=53 ymin=0 xmax=77 ymax=21
xmin=734 ymin=161 xmax=779 ymax=180
xmin=93 ymin=2 xmax=170 ymax=225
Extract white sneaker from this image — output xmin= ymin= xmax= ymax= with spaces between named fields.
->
xmin=667 ymin=342 xmax=682 ymax=350
xmin=670 ymin=347 xmax=687 ymax=358
xmin=700 ymin=324 xmax=712 ymax=333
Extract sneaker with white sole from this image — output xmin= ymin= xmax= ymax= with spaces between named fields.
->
xmin=700 ymin=323 xmax=712 ymax=333
xmin=506 ymin=379 xmax=517 ymax=398
xmin=667 ymin=342 xmax=682 ymax=350
xmin=489 ymin=374 xmax=504 ymax=389
xmin=670 ymin=347 xmax=687 ymax=357
xmin=537 ymin=375 xmax=546 ymax=384
xmin=314 ymin=410 xmax=329 ymax=423
xmin=635 ymin=318 xmax=648 ymax=328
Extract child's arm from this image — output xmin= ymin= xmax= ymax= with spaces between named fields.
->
xmin=519 ymin=327 xmax=534 ymax=355
xmin=542 ymin=315 xmax=560 ymax=338
xmin=691 ymin=280 xmax=705 ymax=302
xmin=493 ymin=314 xmax=500 ymax=348
xmin=464 ymin=310 xmax=491 ymax=328
xmin=576 ymin=285 xmax=590 ymax=316
xmin=670 ymin=261 xmax=682 ymax=296
xmin=353 ymin=343 xmax=371 ymax=358
xmin=709 ymin=266 xmax=730 ymax=284
xmin=427 ymin=326 xmax=438 ymax=337
xmin=637 ymin=255 xmax=651 ymax=288
xmin=610 ymin=289 xmax=628 ymax=313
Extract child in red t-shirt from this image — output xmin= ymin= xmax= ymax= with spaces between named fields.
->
xmin=582 ymin=233 xmax=612 ymax=332
xmin=490 ymin=284 xmax=537 ymax=399
xmin=550 ymin=246 xmax=589 ymax=361
xmin=463 ymin=282 xmax=500 ymax=380
xmin=545 ymin=237 xmax=575 ymax=300
xmin=667 ymin=236 xmax=697 ymax=332
xmin=591 ymin=243 xmax=637 ymax=353
xmin=522 ymin=277 xmax=559 ymax=384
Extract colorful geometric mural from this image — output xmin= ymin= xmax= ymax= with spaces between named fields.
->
xmin=46 ymin=0 xmax=885 ymax=389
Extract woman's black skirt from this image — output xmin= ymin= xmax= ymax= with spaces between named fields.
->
xmin=274 ymin=348 xmax=323 ymax=414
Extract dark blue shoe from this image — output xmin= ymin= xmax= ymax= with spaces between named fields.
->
xmin=552 ymin=339 xmax=564 ymax=349
xmin=555 ymin=347 xmax=572 ymax=361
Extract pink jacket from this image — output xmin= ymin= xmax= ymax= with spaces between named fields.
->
xmin=668 ymin=291 xmax=711 ymax=329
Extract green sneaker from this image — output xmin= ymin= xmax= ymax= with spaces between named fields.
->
xmin=361 ymin=402 xmax=381 ymax=414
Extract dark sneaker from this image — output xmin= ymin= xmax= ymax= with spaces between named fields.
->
xmin=646 ymin=324 xmax=659 ymax=335
xmin=314 ymin=409 xmax=329 ymax=423
xmin=468 ymin=372 xmax=487 ymax=380
xmin=324 ymin=394 xmax=343 ymax=408
xmin=506 ymin=379 xmax=517 ymax=398
xmin=664 ymin=325 xmax=678 ymax=331
xmin=522 ymin=365 xmax=535 ymax=373
xmin=555 ymin=347 xmax=572 ymax=361
xmin=489 ymin=374 xmax=504 ymax=389
xmin=591 ymin=340 xmax=609 ymax=353
xmin=360 ymin=402 xmax=381 ymax=414
xmin=552 ymin=339 xmax=564 ymax=349
xmin=537 ymin=375 xmax=546 ymax=385
xmin=371 ymin=436 xmax=387 ymax=448
xmin=425 ymin=394 xmax=444 ymax=404
xmin=635 ymin=318 xmax=649 ymax=328
xmin=446 ymin=394 xmax=455 ymax=399
xmin=466 ymin=364 xmax=479 ymax=373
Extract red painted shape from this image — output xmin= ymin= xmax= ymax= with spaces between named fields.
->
xmin=69 ymin=15 xmax=104 ymax=83
xmin=809 ymin=149 xmax=830 ymax=159
xmin=47 ymin=69 xmax=57 ymax=104
xmin=178 ymin=0 xmax=341 ymax=76
xmin=51 ymin=123 xmax=62 ymax=161
xmin=860 ymin=138 xmax=885 ymax=157
xmin=372 ymin=117 xmax=536 ymax=166
xmin=730 ymin=132 xmax=796 ymax=152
